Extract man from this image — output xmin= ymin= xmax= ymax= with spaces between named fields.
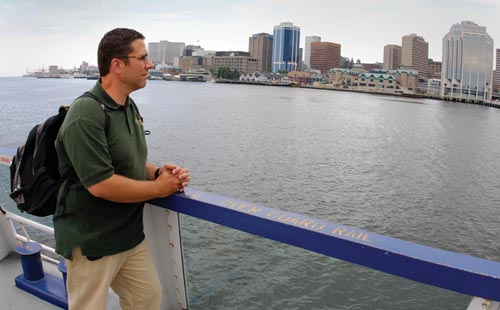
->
xmin=54 ymin=28 xmax=190 ymax=310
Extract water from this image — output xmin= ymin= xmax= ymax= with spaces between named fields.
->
xmin=2 ymin=77 xmax=500 ymax=309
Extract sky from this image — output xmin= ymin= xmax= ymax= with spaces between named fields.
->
xmin=1 ymin=0 xmax=500 ymax=77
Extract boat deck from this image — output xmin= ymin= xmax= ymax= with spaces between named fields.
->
xmin=0 ymin=252 xmax=119 ymax=309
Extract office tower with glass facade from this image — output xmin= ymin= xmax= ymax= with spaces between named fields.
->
xmin=272 ymin=22 xmax=300 ymax=72
xmin=383 ymin=44 xmax=401 ymax=70
xmin=441 ymin=21 xmax=494 ymax=102
xmin=304 ymin=36 xmax=321 ymax=69
xmin=249 ymin=33 xmax=273 ymax=73
xmin=401 ymin=34 xmax=429 ymax=80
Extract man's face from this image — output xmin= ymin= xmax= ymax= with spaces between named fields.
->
xmin=121 ymin=39 xmax=154 ymax=91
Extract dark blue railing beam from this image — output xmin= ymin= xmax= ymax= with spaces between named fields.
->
xmin=151 ymin=189 xmax=500 ymax=302
xmin=1 ymin=146 xmax=499 ymax=301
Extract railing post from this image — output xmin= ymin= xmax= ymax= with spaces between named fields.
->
xmin=14 ymin=241 xmax=68 ymax=309
xmin=16 ymin=241 xmax=44 ymax=281
xmin=0 ymin=207 xmax=17 ymax=260
xmin=58 ymin=260 xmax=68 ymax=295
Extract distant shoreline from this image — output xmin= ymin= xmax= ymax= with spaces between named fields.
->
xmin=5 ymin=75 xmax=500 ymax=109
xmin=215 ymin=79 xmax=500 ymax=108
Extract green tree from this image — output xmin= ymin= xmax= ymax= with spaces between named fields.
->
xmin=217 ymin=67 xmax=241 ymax=80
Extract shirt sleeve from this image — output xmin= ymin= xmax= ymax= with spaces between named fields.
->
xmin=60 ymin=100 xmax=114 ymax=188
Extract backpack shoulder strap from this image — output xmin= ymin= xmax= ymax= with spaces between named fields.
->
xmin=77 ymin=92 xmax=149 ymax=136
xmin=128 ymin=98 xmax=150 ymax=135
xmin=56 ymin=92 xmax=107 ymax=216
xmin=77 ymin=91 xmax=110 ymax=135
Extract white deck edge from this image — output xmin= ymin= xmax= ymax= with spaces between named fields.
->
xmin=143 ymin=204 xmax=188 ymax=310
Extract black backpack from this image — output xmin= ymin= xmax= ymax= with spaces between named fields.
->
xmin=9 ymin=92 xmax=104 ymax=216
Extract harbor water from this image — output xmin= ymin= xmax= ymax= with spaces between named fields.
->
xmin=1 ymin=77 xmax=499 ymax=309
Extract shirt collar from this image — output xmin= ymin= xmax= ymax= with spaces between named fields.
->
xmin=91 ymin=79 xmax=129 ymax=110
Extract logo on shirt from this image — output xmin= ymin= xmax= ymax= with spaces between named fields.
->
xmin=136 ymin=117 xmax=144 ymax=126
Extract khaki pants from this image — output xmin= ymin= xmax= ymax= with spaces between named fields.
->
xmin=66 ymin=239 xmax=161 ymax=310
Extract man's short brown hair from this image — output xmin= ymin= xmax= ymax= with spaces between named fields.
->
xmin=97 ymin=28 xmax=145 ymax=77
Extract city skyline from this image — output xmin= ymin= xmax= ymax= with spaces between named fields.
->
xmin=1 ymin=0 xmax=500 ymax=77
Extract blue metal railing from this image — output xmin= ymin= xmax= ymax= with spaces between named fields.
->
xmin=152 ymin=189 xmax=500 ymax=302
xmin=1 ymin=146 xmax=500 ymax=302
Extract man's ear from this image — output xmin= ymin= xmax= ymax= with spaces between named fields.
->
xmin=109 ymin=58 xmax=123 ymax=74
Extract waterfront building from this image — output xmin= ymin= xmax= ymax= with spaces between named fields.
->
xmin=179 ymin=56 xmax=206 ymax=72
xmin=287 ymin=70 xmax=318 ymax=85
xmin=48 ymin=65 xmax=58 ymax=77
xmin=441 ymin=21 xmax=494 ymax=102
xmin=179 ymin=69 xmax=212 ymax=82
xmin=328 ymin=68 xmax=418 ymax=94
xmin=213 ymin=51 xmax=258 ymax=74
xmin=271 ymin=22 xmax=300 ymax=72
xmin=239 ymin=72 xmax=260 ymax=82
xmin=356 ymin=72 xmax=397 ymax=92
xmin=427 ymin=79 xmax=441 ymax=97
xmin=204 ymin=51 xmax=217 ymax=69
xmin=401 ymin=34 xmax=429 ymax=81
xmin=494 ymin=49 xmax=500 ymax=92
xmin=239 ymin=72 xmax=292 ymax=85
xmin=428 ymin=59 xmax=442 ymax=80
xmin=397 ymin=69 xmax=419 ymax=92
xmin=310 ymin=42 xmax=341 ymax=74
xmin=304 ymin=36 xmax=321 ymax=69
xmin=79 ymin=61 xmax=90 ymax=72
xmin=352 ymin=61 xmax=366 ymax=74
xmin=155 ymin=64 xmax=182 ymax=77
xmin=249 ymin=33 xmax=273 ymax=73
xmin=328 ymin=68 xmax=359 ymax=87
xmin=383 ymin=45 xmax=401 ymax=70
xmin=148 ymin=41 xmax=185 ymax=65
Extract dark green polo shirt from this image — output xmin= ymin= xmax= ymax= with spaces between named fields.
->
xmin=54 ymin=80 xmax=148 ymax=260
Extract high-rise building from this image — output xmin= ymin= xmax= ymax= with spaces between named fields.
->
xmin=383 ymin=45 xmax=401 ymax=70
xmin=161 ymin=41 xmax=185 ymax=64
xmin=401 ymin=34 xmax=429 ymax=80
xmin=494 ymin=49 xmax=500 ymax=92
xmin=304 ymin=36 xmax=321 ymax=69
xmin=148 ymin=41 xmax=185 ymax=65
xmin=249 ymin=33 xmax=273 ymax=73
xmin=441 ymin=21 xmax=494 ymax=102
xmin=148 ymin=42 xmax=160 ymax=64
xmin=298 ymin=48 xmax=303 ymax=70
xmin=310 ymin=42 xmax=341 ymax=73
xmin=272 ymin=22 xmax=300 ymax=72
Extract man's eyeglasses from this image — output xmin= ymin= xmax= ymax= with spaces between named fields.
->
xmin=123 ymin=54 xmax=150 ymax=63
